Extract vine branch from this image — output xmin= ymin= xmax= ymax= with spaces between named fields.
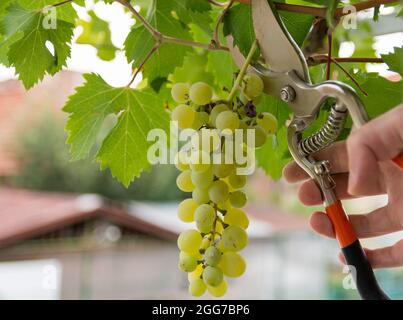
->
xmin=307 ymin=55 xmax=384 ymax=65
xmin=236 ymin=0 xmax=397 ymax=17
xmin=49 ymin=0 xmax=73 ymax=8
xmin=326 ymin=34 xmax=333 ymax=80
xmin=208 ymin=0 xmax=227 ymax=7
xmin=329 ymin=57 xmax=368 ymax=96
xmin=115 ymin=0 xmax=228 ymax=52
xmin=126 ymin=44 xmax=160 ymax=88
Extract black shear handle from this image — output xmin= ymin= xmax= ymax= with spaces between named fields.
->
xmin=326 ymin=200 xmax=390 ymax=300
xmin=342 ymin=240 xmax=389 ymax=300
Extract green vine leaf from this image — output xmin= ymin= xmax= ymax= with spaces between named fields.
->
xmin=1 ymin=3 xmax=74 ymax=88
xmin=76 ymin=10 xmax=118 ymax=61
xmin=124 ymin=0 xmax=192 ymax=85
xmin=223 ymin=3 xmax=257 ymax=59
xmin=64 ymin=73 xmax=170 ymax=187
xmin=223 ymin=3 xmax=314 ymax=59
xmin=18 ymin=0 xmax=78 ymax=24
xmin=381 ymin=46 xmax=403 ymax=76
xmin=256 ymin=127 xmax=291 ymax=181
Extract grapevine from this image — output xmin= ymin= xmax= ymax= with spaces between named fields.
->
xmin=0 ymin=0 xmax=402 ymax=299
xmin=172 ymin=61 xmax=277 ymax=296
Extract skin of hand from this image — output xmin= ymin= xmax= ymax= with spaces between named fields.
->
xmin=283 ymin=105 xmax=403 ymax=268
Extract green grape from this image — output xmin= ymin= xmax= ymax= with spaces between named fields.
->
xmin=177 ymin=198 xmax=198 ymax=222
xmin=216 ymin=220 xmax=224 ymax=234
xmin=228 ymin=173 xmax=247 ymax=189
xmin=171 ymin=82 xmax=190 ymax=103
xmin=200 ymin=237 xmax=212 ymax=251
xmin=176 ymin=170 xmax=194 ymax=192
xmin=171 ymin=105 xmax=195 ymax=129
xmin=188 ymin=264 xmax=203 ymax=281
xmin=224 ymin=208 xmax=249 ymax=229
xmin=178 ymin=251 xmax=198 ymax=272
xmin=191 ymin=168 xmax=213 ymax=189
xmin=209 ymin=104 xmax=229 ymax=127
xmin=207 ymin=280 xmax=227 ymax=297
xmin=192 ymin=187 xmax=210 ymax=205
xmin=189 ymin=278 xmax=206 ymax=297
xmin=257 ymin=112 xmax=278 ymax=135
xmin=252 ymin=125 xmax=267 ymax=148
xmin=175 ymin=150 xmax=190 ymax=171
xmin=243 ymin=73 xmax=264 ymax=99
xmin=189 ymin=82 xmax=213 ymax=105
xmin=216 ymin=111 xmax=240 ymax=132
xmin=191 ymin=128 xmax=221 ymax=153
xmin=239 ymin=91 xmax=249 ymax=104
xmin=191 ymin=111 xmax=209 ymax=130
xmin=218 ymin=239 xmax=230 ymax=253
xmin=190 ymin=150 xmax=211 ymax=172
xmin=213 ymin=163 xmax=235 ymax=179
xmin=204 ymin=246 xmax=221 ymax=267
xmin=208 ymin=180 xmax=229 ymax=204
xmin=202 ymin=266 xmax=223 ymax=287
xmin=229 ymin=191 xmax=247 ymax=208
xmin=177 ymin=229 xmax=202 ymax=256
xmin=221 ymin=225 xmax=248 ymax=251
xmin=194 ymin=204 xmax=215 ymax=233
xmin=219 ymin=252 xmax=246 ymax=278
xmin=218 ymin=200 xmax=232 ymax=212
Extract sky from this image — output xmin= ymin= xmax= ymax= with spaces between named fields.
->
xmin=0 ymin=1 xmax=401 ymax=86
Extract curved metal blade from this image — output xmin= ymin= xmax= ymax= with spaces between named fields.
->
xmin=252 ymin=0 xmax=310 ymax=82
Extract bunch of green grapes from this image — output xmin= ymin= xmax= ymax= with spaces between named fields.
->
xmin=171 ymin=74 xmax=278 ymax=297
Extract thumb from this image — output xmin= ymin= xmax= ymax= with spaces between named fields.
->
xmin=347 ymin=105 xmax=403 ymax=195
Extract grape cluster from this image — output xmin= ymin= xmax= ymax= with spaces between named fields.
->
xmin=171 ymin=75 xmax=278 ymax=297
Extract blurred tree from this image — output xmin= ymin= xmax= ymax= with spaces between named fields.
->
xmin=7 ymin=112 xmax=185 ymax=202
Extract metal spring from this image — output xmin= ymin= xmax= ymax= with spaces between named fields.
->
xmin=299 ymin=105 xmax=348 ymax=156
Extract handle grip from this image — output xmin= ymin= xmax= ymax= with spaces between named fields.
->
xmin=325 ymin=201 xmax=390 ymax=300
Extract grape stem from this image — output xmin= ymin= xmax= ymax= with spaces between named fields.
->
xmin=210 ymin=204 xmax=219 ymax=246
xmin=227 ymin=40 xmax=258 ymax=104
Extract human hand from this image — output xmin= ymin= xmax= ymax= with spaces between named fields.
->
xmin=283 ymin=105 xmax=403 ymax=268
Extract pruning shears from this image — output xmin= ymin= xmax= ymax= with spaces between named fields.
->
xmin=227 ymin=0 xmax=403 ymax=300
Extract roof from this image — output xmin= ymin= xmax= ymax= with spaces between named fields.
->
xmin=129 ymin=201 xmax=307 ymax=239
xmin=0 ymin=187 xmax=177 ymax=249
xmin=0 ymin=187 xmax=308 ymax=249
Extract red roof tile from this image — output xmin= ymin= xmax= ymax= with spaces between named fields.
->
xmin=0 ymin=188 xmax=177 ymax=248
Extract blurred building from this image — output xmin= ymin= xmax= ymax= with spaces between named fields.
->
xmin=0 ymin=187 xmax=335 ymax=300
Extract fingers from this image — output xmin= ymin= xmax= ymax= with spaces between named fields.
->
xmin=338 ymin=239 xmax=403 ymax=269
xmin=297 ymin=171 xmax=386 ymax=206
xmin=310 ymin=206 xmax=403 ymax=239
xmin=298 ymin=173 xmax=353 ymax=205
xmin=283 ymin=141 xmax=349 ymax=183
xmin=347 ymin=105 xmax=403 ymax=196
xmin=309 ymin=211 xmax=335 ymax=238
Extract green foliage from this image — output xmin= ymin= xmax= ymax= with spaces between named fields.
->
xmin=0 ymin=0 xmax=402 ymax=185
xmin=64 ymin=73 xmax=169 ymax=186
xmin=76 ymin=10 xmax=117 ymax=61
xmin=0 ymin=3 xmax=74 ymax=88
xmin=382 ymin=47 xmax=403 ymax=75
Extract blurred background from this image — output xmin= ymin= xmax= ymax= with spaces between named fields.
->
xmin=0 ymin=1 xmax=402 ymax=300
